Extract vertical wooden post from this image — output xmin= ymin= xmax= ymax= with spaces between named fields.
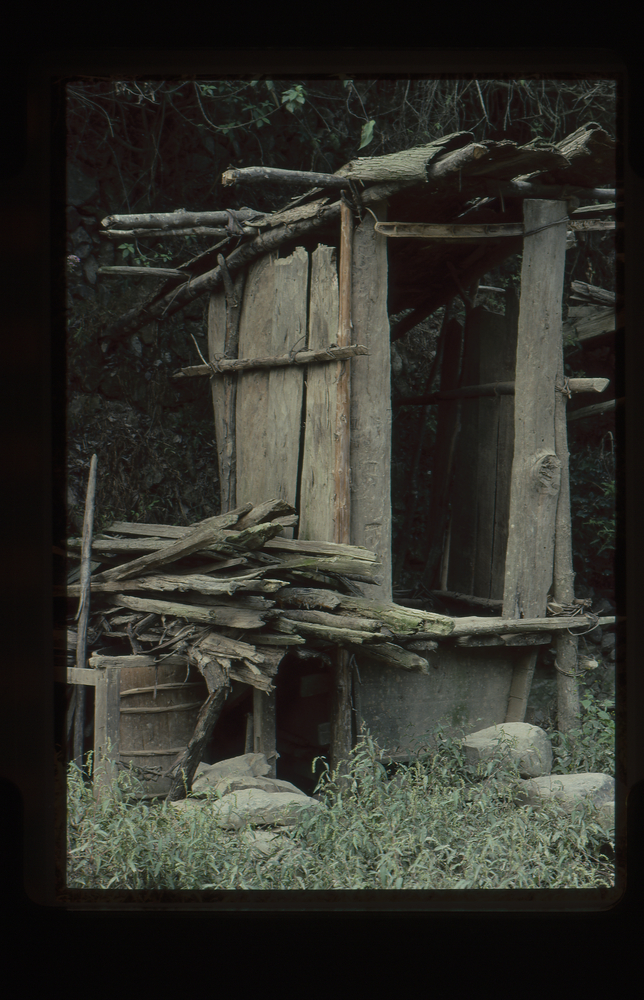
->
xmin=93 ymin=664 xmax=121 ymax=800
xmin=553 ymin=375 xmax=581 ymax=732
xmin=503 ymin=200 xmax=568 ymax=723
xmin=347 ymin=203 xmax=392 ymax=748
xmin=330 ymin=200 xmax=354 ymax=775
xmin=73 ymin=453 xmax=98 ymax=770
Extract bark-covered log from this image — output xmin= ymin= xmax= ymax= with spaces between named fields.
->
xmin=101 ymin=208 xmax=265 ymax=230
xmin=336 ymin=595 xmax=454 ymax=636
xmin=98 ymin=181 xmax=414 ymax=344
xmin=100 ymin=227 xmax=230 ymax=239
xmin=396 ymin=376 xmax=609 ymax=406
xmin=336 ymin=132 xmax=474 ymax=183
xmin=174 ymin=344 xmax=369 ymax=378
xmin=98 ymin=266 xmax=188 ymax=277
xmin=221 ymin=166 xmax=351 ymax=189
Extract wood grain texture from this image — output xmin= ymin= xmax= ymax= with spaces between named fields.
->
xmin=235 ymin=248 xmax=309 ymax=538
xmin=299 ymin=245 xmax=340 ymax=543
xmin=235 ymin=253 xmax=279 ymax=510
xmin=502 ymin=200 xmax=568 ymax=723
xmin=349 ymin=206 xmax=392 ymax=601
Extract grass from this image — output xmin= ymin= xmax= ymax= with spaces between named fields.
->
xmin=65 ymin=703 xmax=616 ymax=891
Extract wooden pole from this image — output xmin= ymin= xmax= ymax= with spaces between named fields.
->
xmin=553 ymin=374 xmax=581 ymax=733
xmin=502 ymin=200 xmax=568 ymax=723
xmin=73 ymin=454 xmax=98 ymax=771
xmin=330 ymin=200 xmax=354 ymax=776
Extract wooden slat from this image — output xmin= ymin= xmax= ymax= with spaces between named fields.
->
xmin=299 ymin=245 xmax=340 ymax=543
xmin=236 ymin=248 xmax=308 ymax=536
xmin=208 ymin=289 xmax=227 ymax=499
xmin=235 ymin=253 xmax=278 ymax=510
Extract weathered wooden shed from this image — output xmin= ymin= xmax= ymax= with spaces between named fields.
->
xmin=94 ymin=123 xmax=619 ymax=787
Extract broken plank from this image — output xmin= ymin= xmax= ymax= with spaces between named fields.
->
xmin=103 ymin=507 xmax=252 ymax=537
xmin=271 ymin=618 xmax=373 ymax=644
xmin=106 ymin=594 xmax=268 ymax=629
xmin=346 ymin=642 xmax=431 ymax=673
xmin=263 ymin=537 xmax=379 ymax=561
xmin=64 ymin=573 xmax=285 ymax=597
xmin=273 ymin=586 xmax=342 ymax=611
xmin=90 ymin=517 xmax=249 ymax=581
xmin=233 ymin=498 xmax=296 ymax=530
xmin=274 ymin=607 xmax=389 ymax=632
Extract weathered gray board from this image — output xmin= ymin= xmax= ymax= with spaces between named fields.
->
xmin=502 ymin=200 xmax=568 ymax=723
xmin=355 ymin=646 xmax=517 ymax=755
xmin=299 ymin=245 xmax=340 ymax=543
xmin=447 ymin=305 xmax=517 ymax=600
xmin=349 ymin=209 xmax=392 ymax=602
xmin=235 ymin=248 xmax=309 ymax=531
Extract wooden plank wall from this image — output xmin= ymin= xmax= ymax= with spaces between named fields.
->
xmin=234 ymin=248 xmax=309 ymax=532
xmin=299 ymin=246 xmax=340 ymax=542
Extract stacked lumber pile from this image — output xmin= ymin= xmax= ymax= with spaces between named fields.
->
xmin=64 ymin=498 xmax=455 ymax=689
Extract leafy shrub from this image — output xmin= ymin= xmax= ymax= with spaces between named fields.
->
xmin=548 ymin=696 xmax=616 ymax=777
xmin=568 ymin=442 xmax=616 ymax=592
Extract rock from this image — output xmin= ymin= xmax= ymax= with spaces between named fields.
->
xmin=83 ymin=255 xmax=99 ymax=284
xmin=463 ymin=722 xmax=553 ymax=778
xmin=586 ymin=626 xmax=603 ymax=645
xmin=191 ymin=752 xmax=274 ymax=794
xmin=172 ymin=788 xmax=321 ymax=829
xmin=67 ymin=161 xmax=99 ymax=207
xmin=211 ymin=775 xmax=305 ymax=798
xmin=601 ymin=632 xmax=616 ymax=652
xmin=516 ymin=772 xmax=614 ymax=826
xmin=593 ymin=597 xmax=615 ymax=616
xmin=70 ymin=227 xmax=94 ymax=260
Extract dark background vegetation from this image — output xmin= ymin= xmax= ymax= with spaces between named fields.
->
xmin=62 ymin=75 xmax=619 ymax=602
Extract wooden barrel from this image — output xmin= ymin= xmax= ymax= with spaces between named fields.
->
xmin=118 ymin=660 xmax=209 ymax=798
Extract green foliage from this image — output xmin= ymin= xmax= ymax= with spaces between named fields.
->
xmin=568 ymin=442 xmax=616 ymax=590
xmin=66 ymin=703 xmax=615 ymax=891
xmin=358 ymin=120 xmax=376 ymax=149
xmin=281 ymin=85 xmax=306 ymax=114
xmin=548 ymin=696 xmax=615 ymax=776
xmin=118 ymin=242 xmax=174 ymax=266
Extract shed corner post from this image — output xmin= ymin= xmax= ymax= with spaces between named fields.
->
xmin=502 ymin=199 xmax=569 ymax=724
